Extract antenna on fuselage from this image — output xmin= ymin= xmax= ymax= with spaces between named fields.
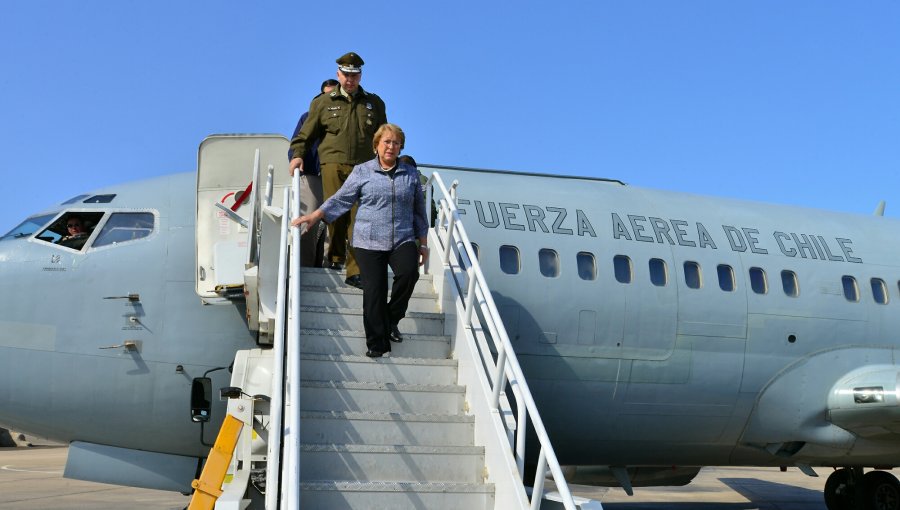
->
xmin=874 ymin=200 xmax=886 ymax=216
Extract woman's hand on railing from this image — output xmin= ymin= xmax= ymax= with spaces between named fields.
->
xmin=291 ymin=209 xmax=324 ymax=233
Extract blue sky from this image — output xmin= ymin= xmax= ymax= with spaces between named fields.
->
xmin=2 ymin=1 xmax=899 ymax=234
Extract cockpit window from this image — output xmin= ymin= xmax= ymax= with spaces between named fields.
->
xmin=93 ymin=212 xmax=155 ymax=247
xmin=0 ymin=213 xmax=57 ymax=241
xmin=37 ymin=212 xmax=105 ymax=249
xmin=83 ymin=194 xmax=117 ymax=204
xmin=61 ymin=194 xmax=91 ymax=205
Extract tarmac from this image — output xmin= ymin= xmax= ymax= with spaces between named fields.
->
xmin=0 ymin=445 xmax=829 ymax=509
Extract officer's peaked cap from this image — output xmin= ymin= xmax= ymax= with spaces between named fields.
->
xmin=337 ymin=52 xmax=364 ymax=73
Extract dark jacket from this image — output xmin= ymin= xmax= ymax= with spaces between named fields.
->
xmin=287 ymin=112 xmax=322 ymax=176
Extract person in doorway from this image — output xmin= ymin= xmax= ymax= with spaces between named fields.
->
xmin=288 ymin=78 xmax=339 ymax=268
xmin=291 ymin=124 xmax=428 ymax=357
xmin=289 ymin=52 xmax=388 ymax=289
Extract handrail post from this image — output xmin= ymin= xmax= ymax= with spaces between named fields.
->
xmin=463 ymin=269 xmax=477 ymax=326
xmin=426 ymin=177 xmax=433 ymax=229
xmin=514 ymin=384 xmax=527 ymax=475
xmin=265 ymin=165 xmax=274 ymax=207
xmin=490 ymin=347 xmax=508 ymax=409
xmin=442 ymin=212 xmax=457 ymax=264
xmin=530 ymin=449 xmax=548 ymax=510
xmin=264 ymin=187 xmax=291 ymax=510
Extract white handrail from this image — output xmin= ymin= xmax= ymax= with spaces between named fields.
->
xmin=286 ymin=173 xmax=303 ymax=509
xmin=246 ymin=150 xmax=261 ymax=267
xmin=428 ymin=171 xmax=577 ymax=510
xmin=264 ymin=187 xmax=290 ymax=510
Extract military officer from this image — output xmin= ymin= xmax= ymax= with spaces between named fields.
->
xmin=289 ymin=52 xmax=387 ymax=288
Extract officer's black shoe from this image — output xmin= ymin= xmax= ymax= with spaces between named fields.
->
xmin=365 ymin=349 xmax=385 ymax=358
xmin=389 ymin=324 xmax=403 ymax=343
xmin=345 ymin=275 xmax=362 ymax=289
xmin=328 ymin=262 xmax=343 ymax=271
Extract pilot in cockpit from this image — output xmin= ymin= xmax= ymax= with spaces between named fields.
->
xmin=56 ymin=215 xmax=90 ymax=249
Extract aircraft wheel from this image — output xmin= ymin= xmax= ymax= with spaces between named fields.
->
xmin=865 ymin=470 xmax=900 ymax=510
xmin=824 ymin=469 xmax=855 ymax=510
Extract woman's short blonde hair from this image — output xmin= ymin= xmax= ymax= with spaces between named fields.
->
xmin=373 ymin=123 xmax=405 ymax=152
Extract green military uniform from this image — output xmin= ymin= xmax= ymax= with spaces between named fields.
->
xmin=289 ymin=86 xmax=387 ymax=168
xmin=289 ymin=55 xmax=387 ymax=278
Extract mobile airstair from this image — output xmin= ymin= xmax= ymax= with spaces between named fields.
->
xmin=189 ymin=135 xmax=599 ymax=509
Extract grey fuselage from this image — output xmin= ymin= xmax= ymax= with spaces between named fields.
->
xmin=428 ymin=165 xmax=900 ymax=469
xmin=0 ymin=172 xmax=254 ymax=457
xmin=1 ymin=165 xmax=898 ymax=473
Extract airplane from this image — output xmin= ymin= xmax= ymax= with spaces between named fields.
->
xmin=1 ymin=133 xmax=898 ymax=510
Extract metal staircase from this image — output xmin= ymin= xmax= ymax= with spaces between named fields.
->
xmin=189 ymin=135 xmax=597 ymax=509
xmin=294 ymin=267 xmax=495 ymax=508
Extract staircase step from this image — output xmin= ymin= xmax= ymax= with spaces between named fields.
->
xmin=300 ymin=380 xmax=465 ymax=414
xmin=301 ymin=286 xmax=438 ymax=313
xmin=300 ymin=481 xmax=494 ymax=510
xmin=300 ymin=328 xmax=450 ymax=358
xmin=300 ymin=354 xmax=458 ymax=385
xmin=299 ymin=306 xmax=444 ymax=335
xmin=299 ymin=444 xmax=485 ymax=483
xmin=299 ymin=267 xmax=433 ymax=290
xmin=300 ymin=411 xmax=475 ymax=446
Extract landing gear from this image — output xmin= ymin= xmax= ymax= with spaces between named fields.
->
xmin=865 ymin=471 xmax=900 ymax=510
xmin=824 ymin=468 xmax=900 ymax=510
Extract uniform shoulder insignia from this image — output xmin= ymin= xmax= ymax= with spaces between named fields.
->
xmin=329 ymin=91 xmax=337 ymax=97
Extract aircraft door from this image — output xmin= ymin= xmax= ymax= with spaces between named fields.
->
xmin=619 ymin=251 xmax=678 ymax=360
xmin=673 ymin=251 xmax=748 ymax=340
xmin=196 ymin=135 xmax=290 ymax=299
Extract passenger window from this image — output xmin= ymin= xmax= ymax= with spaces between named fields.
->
xmin=539 ymin=249 xmax=560 ymax=278
xmin=684 ymin=261 xmax=702 ymax=289
xmin=649 ymin=258 xmax=667 ymax=286
xmin=577 ymin=252 xmax=596 ymax=281
xmin=781 ymin=270 xmax=799 ymax=297
xmin=717 ymin=264 xmax=735 ymax=292
xmin=749 ymin=267 xmax=767 ymax=294
xmin=613 ymin=255 xmax=632 ymax=284
xmin=842 ymin=276 xmax=859 ymax=302
xmin=93 ymin=212 xmax=155 ymax=248
xmin=871 ymin=278 xmax=889 ymax=305
xmin=470 ymin=242 xmax=479 ymax=261
xmin=499 ymin=245 xmax=520 ymax=275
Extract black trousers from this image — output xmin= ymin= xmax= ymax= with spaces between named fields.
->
xmin=354 ymin=242 xmax=420 ymax=352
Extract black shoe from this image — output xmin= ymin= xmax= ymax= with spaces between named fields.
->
xmin=345 ymin=274 xmax=362 ymax=289
xmin=328 ymin=262 xmax=343 ymax=271
xmin=365 ymin=349 xmax=385 ymax=358
xmin=389 ymin=324 xmax=403 ymax=343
